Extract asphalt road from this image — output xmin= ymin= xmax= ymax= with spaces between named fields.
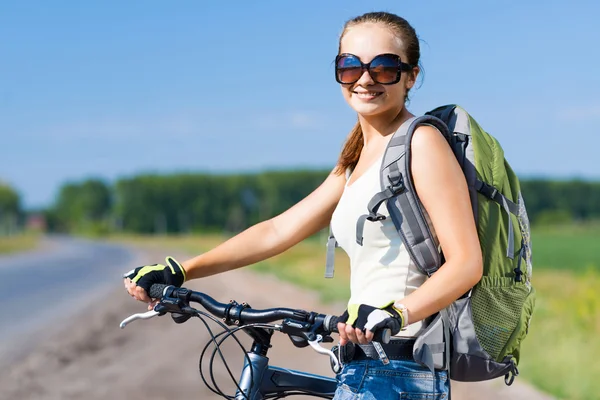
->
xmin=0 ymin=236 xmax=136 ymax=359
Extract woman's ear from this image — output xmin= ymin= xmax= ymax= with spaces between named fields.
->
xmin=406 ymin=66 xmax=420 ymax=90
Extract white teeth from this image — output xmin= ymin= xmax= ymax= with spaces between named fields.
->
xmin=355 ymin=92 xmax=381 ymax=97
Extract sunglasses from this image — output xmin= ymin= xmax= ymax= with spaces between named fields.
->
xmin=335 ymin=53 xmax=414 ymax=85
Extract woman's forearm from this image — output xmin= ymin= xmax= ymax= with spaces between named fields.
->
xmin=400 ymin=259 xmax=482 ymax=325
xmin=181 ymin=219 xmax=295 ymax=280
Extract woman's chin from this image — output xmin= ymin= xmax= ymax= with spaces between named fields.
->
xmin=351 ymin=103 xmax=388 ymax=117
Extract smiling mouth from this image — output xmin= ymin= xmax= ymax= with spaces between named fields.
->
xmin=353 ymin=91 xmax=383 ymax=99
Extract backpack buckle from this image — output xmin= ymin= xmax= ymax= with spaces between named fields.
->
xmin=490 ymin=187 xmax=498 ymax=199
xmin=513 ymin=267 xmax=523 ymax=282
xmin=386 ymin=173 xmax=405 ymax=195
xmin=367 ymin=213 xmax=386 ymax=222
xmin=504 ymin=359 xmax=519 ymax=386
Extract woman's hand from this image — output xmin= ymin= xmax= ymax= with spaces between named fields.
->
xmin=338 ymin=321 xmax=374 ymax=346
xmin=337 ymin=304 xmax=403 ymax=346
xmin=123 ymin=256 xmax=187 ymax=308
xmin=123 ymin=276 xmax=152 ymax=303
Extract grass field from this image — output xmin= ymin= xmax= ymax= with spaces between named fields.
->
xmin=112 ymin=224 xmax=599 ymax=400
xmin=519 ymin=269 xmax=599 ymax=400
xmin=0 ymin=233 xmax=40 ymax=254
xmin=531 ymin=223 xmax=600 ymax=272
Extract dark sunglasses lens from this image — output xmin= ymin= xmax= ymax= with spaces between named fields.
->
xmin=336 ymin=55 xmax=362 ymax=83
xmin=370 ymin=55 xmax=400 ymax=84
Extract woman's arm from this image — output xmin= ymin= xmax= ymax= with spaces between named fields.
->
xmin=394 ymin=124 xmax=483 ymax=326
xmin=182 ymin=168 xmax=346 ymax=280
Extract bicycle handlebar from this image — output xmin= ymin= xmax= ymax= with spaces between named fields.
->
xmin=150 ymin=284 xmax=340 ymax=330
xmin=149 ymin=284 xmax=390 ymax=343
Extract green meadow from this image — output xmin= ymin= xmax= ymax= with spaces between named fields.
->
xmin=113 ymin=223 xmax=599 ymax=400
xmin=0 ymin=233 xmax=40 ymax=254
xmin=518 ymin=223 xmax=600 ymax=400
xmin=531 ymin=223 xmax=600 ymax=272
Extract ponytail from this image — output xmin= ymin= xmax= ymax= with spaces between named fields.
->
xmin=334 ymin=120 xmax=363 ymax=176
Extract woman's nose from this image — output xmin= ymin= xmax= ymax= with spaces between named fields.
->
xmin=355 ymin=68 xmax=375 ymax=86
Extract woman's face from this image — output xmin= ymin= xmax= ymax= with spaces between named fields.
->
xmin=338 ymin=23 xmax=417 ymax=118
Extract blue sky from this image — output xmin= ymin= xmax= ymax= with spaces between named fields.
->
xmin=1 ymin=1 xmax=599 ymax=208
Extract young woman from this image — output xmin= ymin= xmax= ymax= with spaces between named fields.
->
xmin=124 ymin=11 xmax=482 ymax=398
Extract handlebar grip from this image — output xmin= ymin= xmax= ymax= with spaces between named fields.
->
xmin=372 ymin=317 xmax=401 ymax=344
xmin=372 ymin=328 xmax=392 ymax=344
xmin=149 ymin=283 xmax=168 ymax=299
xmin=325 ymin=314 xmax=393 ymax=344
xmin=326 ymin=315 xmax=341 ymax=333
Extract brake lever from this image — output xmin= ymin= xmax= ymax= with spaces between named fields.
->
xmin=307 ymin=334 xmax=341 ymax=373
xmin=119 ymin=309 xmax=161 ymax=329
xmin=321 ymin=334 xmax=334 ymax=343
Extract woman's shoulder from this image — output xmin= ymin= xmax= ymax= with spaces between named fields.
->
xmin=411 ymin=124 xmax=448 ymax=151
xmin=409 ymin=123 xmax=464 ymax=200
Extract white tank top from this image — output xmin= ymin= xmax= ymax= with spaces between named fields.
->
xmin=331 ymin=155 xmax=431 ymax=337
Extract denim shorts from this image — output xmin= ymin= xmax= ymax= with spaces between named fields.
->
xmin=334 ymin=358 xmax=449 ymax=399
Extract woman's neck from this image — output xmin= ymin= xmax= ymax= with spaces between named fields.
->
xmin=358 ymin=106 xmax=414 ymax=148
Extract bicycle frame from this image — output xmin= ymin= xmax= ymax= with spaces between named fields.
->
xmin=235 ymin=343 xmax=337 ymax=399
xmin=213 ymin=301 xmax=339 ymax=398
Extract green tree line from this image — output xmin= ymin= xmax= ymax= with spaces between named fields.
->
xmin=43 ymin=172 xmax=600 ymax=235
xmin=0 ymin=182 xmax=22 ymax=236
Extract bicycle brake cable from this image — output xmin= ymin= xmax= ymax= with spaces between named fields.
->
xmin=206 ymin=322 xmax=281 ymax=399
xmin=191 ymin=310 xmax=251 ymax=399
xmin=192 ymin=307 xmax=280 ymax=400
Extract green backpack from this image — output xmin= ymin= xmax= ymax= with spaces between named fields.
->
xmin=326 ymin=104 xmax=536 ymax=385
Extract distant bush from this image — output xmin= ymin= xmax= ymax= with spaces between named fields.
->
xmin=534 ymin=209 xmax=574 ymax=226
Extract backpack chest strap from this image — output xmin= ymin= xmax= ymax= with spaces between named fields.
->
xmin=356 ymin=183 xmax=404 ymax=245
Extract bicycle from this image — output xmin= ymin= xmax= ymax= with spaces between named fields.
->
xmin=119 ymin=283 xmax=394 ymax=399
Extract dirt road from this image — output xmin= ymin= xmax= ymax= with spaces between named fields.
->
xmin=0 ymin=247 xmax=554 ymax=399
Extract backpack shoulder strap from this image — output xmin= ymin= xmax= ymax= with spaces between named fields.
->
xmin=324 ymin=167 xmax=352 ymax=278
xmin=325 ymin=224 xmax=338 ymax=278
xmin=355 ymin=115 xmax=450 ymax=276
